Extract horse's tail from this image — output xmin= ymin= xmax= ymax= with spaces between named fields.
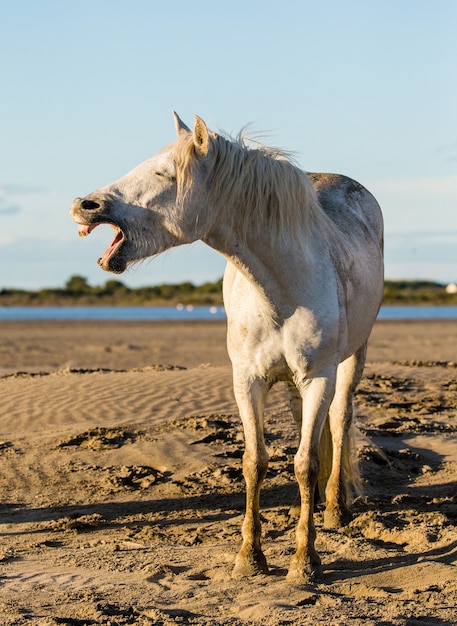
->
xmin=343 ymin=420 xmax=363 ymax=501
xmin=318 ymin=416 xmax=362 ymax=505
xmin=317 ymin=418 xmax=332 ymax=501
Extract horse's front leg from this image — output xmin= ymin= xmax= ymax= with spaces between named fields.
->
xmin=232 ymin=374 xmax=269 ymax=578
xmin=287 ymin=373 xmax=336 ymax=584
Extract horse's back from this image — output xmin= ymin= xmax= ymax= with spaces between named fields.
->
xmin=308 ymin=173 xmax=383 ymax=246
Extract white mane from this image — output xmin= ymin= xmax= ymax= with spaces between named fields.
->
xmin=174 ymin=131 xmax=339 ymax=245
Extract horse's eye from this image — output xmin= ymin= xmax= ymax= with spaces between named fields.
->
xmin=155 ymin=171 xmax=176 ymax=181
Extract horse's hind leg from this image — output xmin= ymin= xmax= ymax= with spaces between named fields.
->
xmin=231 ymin=374 xmax=269 ymax=578
xmin=287 ymin=382 xmax=326 ymax=517
xmin=287 ymin=372 xmax=337 ymax=583
xmin=287 ymin=383 xmax=303 ymax=516
xmin=323 ymin=342 xmax=366 ymax=529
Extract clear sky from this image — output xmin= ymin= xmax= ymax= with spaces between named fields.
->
xmin=1 ymin=0 xmax=456 ymax=290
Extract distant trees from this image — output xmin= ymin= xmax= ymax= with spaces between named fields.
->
xmin=383 ymin=280 xmax=455 ymax=304
xmin=65 ymin=275 xmax=92 ymax=294
xmin=0 ymin=276 xmax=224 ymax=306
xmin=0 ymin=277 xmax=456 ymax=306
xmin=103 ymin=280 xmax=130 ymax=296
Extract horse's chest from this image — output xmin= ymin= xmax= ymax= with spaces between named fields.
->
xmin=226 ymin=299 xmax=335 ymax=385
xmin=247 ymin=337 xmax=291 ymax=384
xmin=227 ymin=318 xmax=307 ymax=384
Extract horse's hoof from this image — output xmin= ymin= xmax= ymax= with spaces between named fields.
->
xmin=286 ymin=563 xmax=323 ymax=584
xmin=287 ymin=553 xmax=323 ymax=584
xmin=232 ymin=552 xmax=269 ymax=578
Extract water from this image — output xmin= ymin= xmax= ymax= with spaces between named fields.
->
xmin=0 ymin=305 xmax=226 ymax=321
xmin=378 ymin=306 xmax=457 ymax=320
xmin=1 ymin=305 xmax=457 ymax=321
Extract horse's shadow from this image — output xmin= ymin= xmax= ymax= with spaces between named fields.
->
xmin=0 ymin=488 xmax=247 ymax=532
xmin=324 ymin=536 xmax=457 ymax=582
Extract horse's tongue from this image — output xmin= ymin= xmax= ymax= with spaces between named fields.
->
xmin=99 ymin=231 xmax=123 ymax=265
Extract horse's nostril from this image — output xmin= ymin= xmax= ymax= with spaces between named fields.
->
xmin=81 ymin=199 xmax=100 ymax=211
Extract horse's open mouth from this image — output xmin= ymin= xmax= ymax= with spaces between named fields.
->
xmin=77 ymin=222 xmax=126 ymax=273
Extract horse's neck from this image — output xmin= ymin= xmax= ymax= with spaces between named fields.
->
xmin=206 ymin=224 xmax=329 ymax=315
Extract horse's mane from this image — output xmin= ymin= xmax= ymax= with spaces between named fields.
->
xmin=174 ymin=130 xmax=339 ymax=246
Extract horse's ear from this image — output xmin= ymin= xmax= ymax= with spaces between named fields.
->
xmin=193 ymin=115 xmax=209 ymax=156
xmin=173 ymin=111 xmax=191 ymax=136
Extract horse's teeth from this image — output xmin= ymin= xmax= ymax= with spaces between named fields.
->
xmin=78 ymin=225 xmax=91 ymax=237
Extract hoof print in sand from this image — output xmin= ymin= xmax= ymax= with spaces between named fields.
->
xmin=105 ymin=465 xmax=166 ymax=491
xmin=58 ymin=427 xmax=138 ymax=450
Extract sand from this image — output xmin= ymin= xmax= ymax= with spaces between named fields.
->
xmin=0 ymin=319 xmax=456 ymax=625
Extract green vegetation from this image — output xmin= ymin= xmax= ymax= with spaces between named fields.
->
xmin=0 ymin=277 xmax=456 ymax=307
xmin=0 ymin=276 xmax=224 ymax=306
xmin=383 ymin=280 xmax=457 ymax=305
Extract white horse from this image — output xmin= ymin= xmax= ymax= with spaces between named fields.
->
xmin=70 ymin=113 xmax=384 ymax=582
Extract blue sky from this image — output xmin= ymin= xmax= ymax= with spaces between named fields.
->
xmin=1 ymin=0 xmax=456 ymax=289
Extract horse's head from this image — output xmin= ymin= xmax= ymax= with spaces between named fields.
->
xmin=70 ymin=113 xmax=214 ymax=273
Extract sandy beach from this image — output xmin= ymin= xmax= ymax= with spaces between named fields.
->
xmin=0 ymin=319 xmax=456 ymax=625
